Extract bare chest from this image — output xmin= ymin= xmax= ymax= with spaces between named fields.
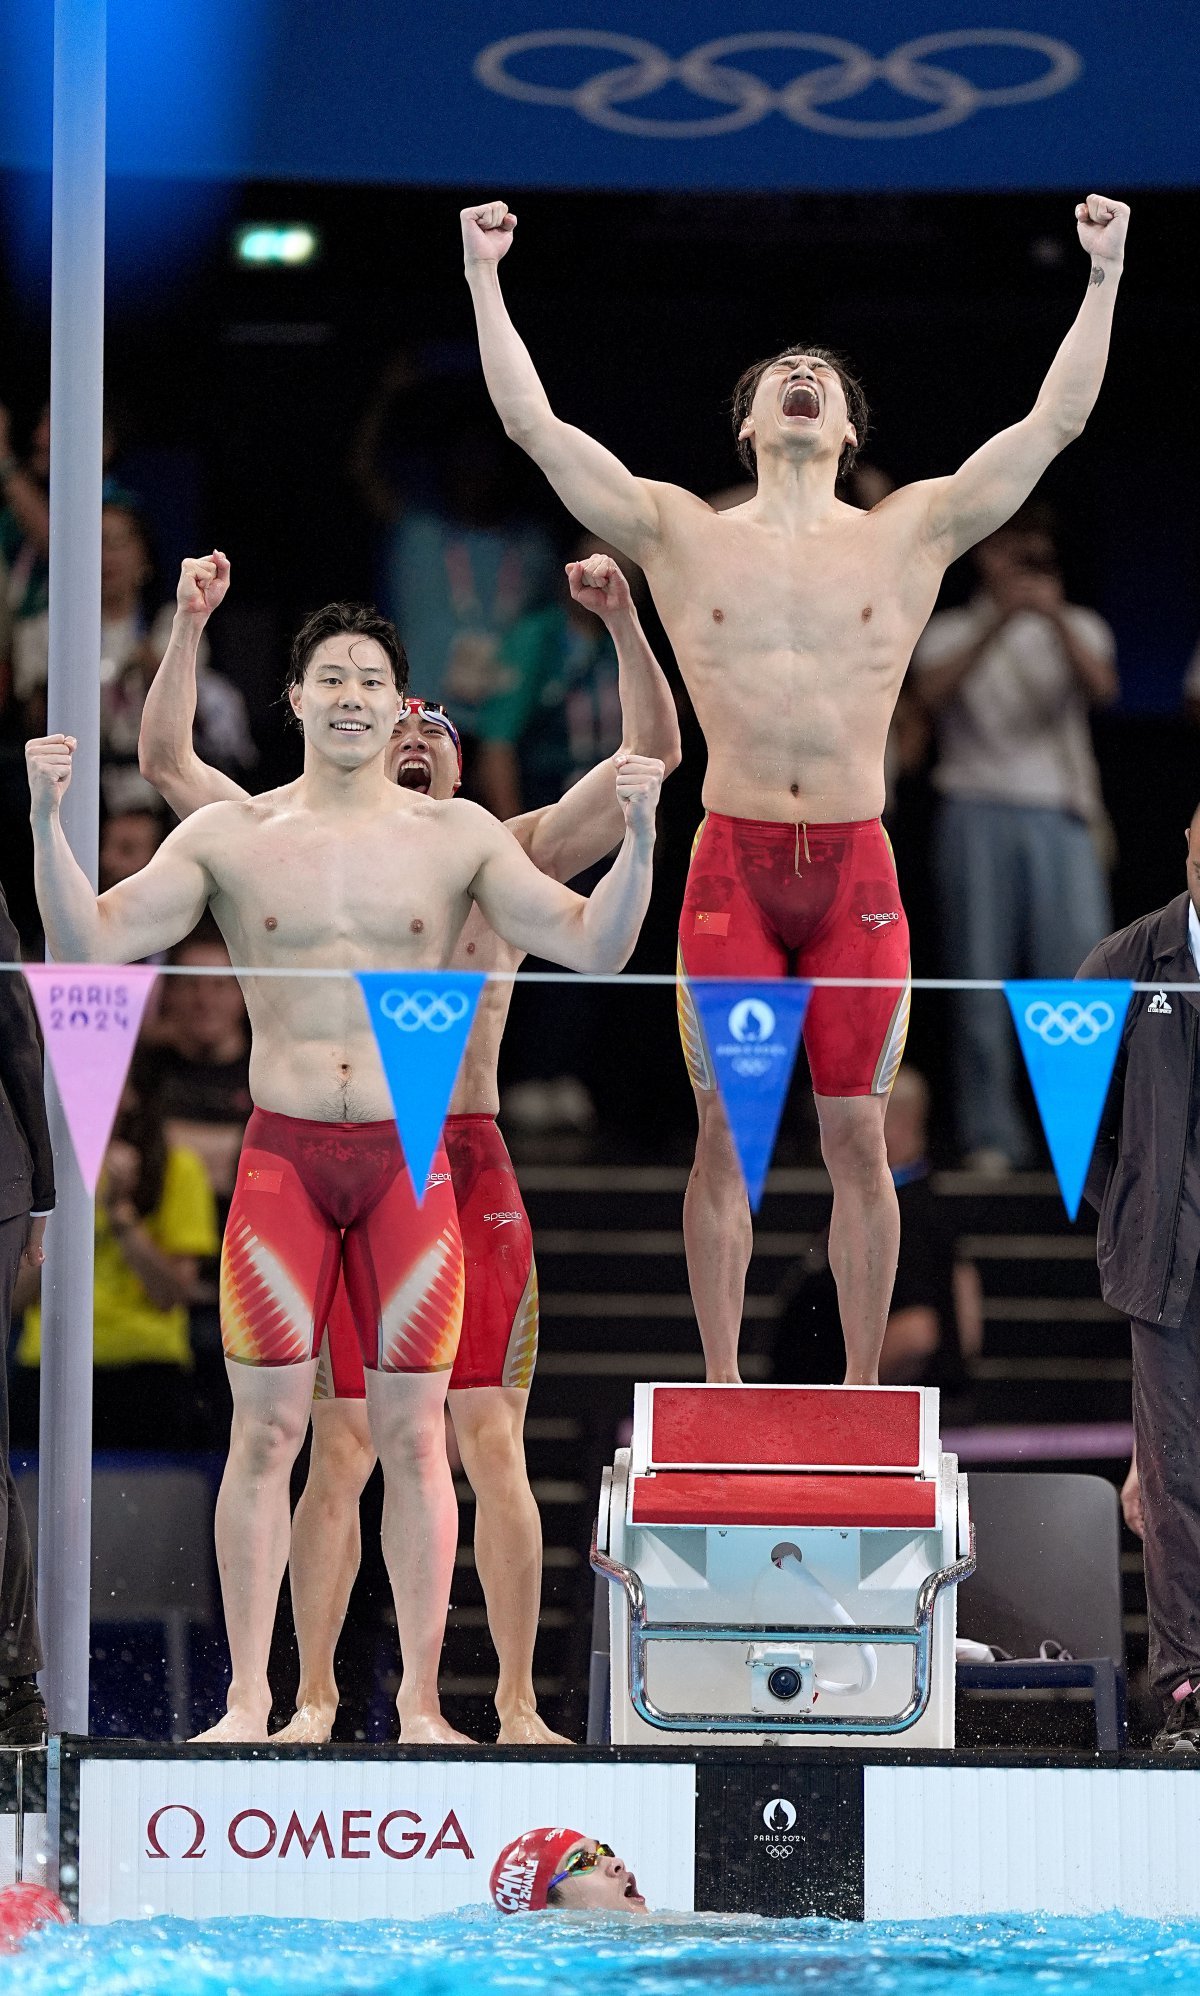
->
xmin=209 ymin=816 xmax=468 ymax=964
xmin=650 ymin=519 xmax=929 ymax=682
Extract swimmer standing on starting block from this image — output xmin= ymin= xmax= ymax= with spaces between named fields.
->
xmin=26 ymin=581 xmax=663 ymax=1744
xmin=462 ymin=191 xmax=1129 ymax=1385
xmin=138 ymin=550 xmax=680 ymax=1744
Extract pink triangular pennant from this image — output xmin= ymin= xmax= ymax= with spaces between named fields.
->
xmin=24 ymin=964 xmax=158 ymax=1194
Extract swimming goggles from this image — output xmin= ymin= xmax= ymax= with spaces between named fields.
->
xmin=547 ymin=1841 xmax=615 ymax=1890
xmin=399 ymin=697 xmax=462 ymax=770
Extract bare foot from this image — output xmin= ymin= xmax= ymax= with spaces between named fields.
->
xmin=496 ymin=1711 xmax=574 ymax=1747
xmin=189 ymin=1710 xmax=269 ymax=1744
xmin=272 ymin=1703 xmax=335 ymax=1745
xmin=397 ymin=1711 xmax=475 ymax=1745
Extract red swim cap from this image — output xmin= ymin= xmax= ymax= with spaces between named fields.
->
xmin=490 ymin=1827 xmax=585 ymax=1913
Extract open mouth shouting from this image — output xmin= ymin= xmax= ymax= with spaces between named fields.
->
xmin=393 ymin=746 xmax=433 ymax=793
xmin=781 ymin=377 xmax=821 ymax=422
xmin=622 ymin=1872 xmax=645 ymax=1906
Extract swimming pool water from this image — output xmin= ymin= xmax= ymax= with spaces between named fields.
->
xmin=2 ymin=1910 xmax=1195 ymax=1996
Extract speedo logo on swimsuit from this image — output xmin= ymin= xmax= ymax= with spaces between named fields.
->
xmin=425 ymin=1171 xmax=450 ymax=1190
xmin=484 ymin=1211 xmax=522 ymax=1227
xmin=860 ymin=911 xmax=900 ymax=930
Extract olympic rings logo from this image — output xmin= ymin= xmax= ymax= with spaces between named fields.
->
xmin=1023 ymin=1000 xmax=1115 ymax=1047
xmin=379 ymin=989 xmax=471 ymax=1033
xmin=473 ymin=30 xmax=1082 ymax=140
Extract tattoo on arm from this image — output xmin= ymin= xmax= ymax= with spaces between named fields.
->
xmin=1089 ymin=263 xmax=1105 ymax=287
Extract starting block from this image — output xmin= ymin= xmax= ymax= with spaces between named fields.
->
xmin=592 ymin=1383 xmax=974 ymax=1747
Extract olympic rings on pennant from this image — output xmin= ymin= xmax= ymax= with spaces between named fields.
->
xmin=379 ymin=989 xmax=471 ymax=1032
xmin=1023 ymin=1000 xmax=1115 ymax=1047
xmin=473 ymin=29 xmax=1082 ymax=140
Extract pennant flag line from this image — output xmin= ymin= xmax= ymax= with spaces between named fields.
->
xmin=690 ymin=981 xmax=812 ymax=1211
xmin=1006 ymin=979 xmax=1132 ymax=1221
xmin=357 ymin=971 xmax=485 ymax=1204
xmin=23 ymin=964 xmax=159 ymax=1195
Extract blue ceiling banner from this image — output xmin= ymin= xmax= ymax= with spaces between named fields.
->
xmin=1005 ymin=980 xmax=1131 ymax=1221
xmin=689 ymin=980 xmax=811 ymax=1211
xmin=1 ymin=2 xmax=1195 ymax=192
xmin=357 ymin=971 xmax=485 ymax=1205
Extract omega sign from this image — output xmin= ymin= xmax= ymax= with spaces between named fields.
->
xmin=145 ymin=1802 xmax=473 ymax=1863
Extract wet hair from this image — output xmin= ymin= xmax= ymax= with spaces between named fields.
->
xmin=731 ymin=347 xmax=869 ymax=478
xmin=284 ymin=602 xmax=409 ymax=708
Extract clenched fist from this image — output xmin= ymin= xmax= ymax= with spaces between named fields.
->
xmin=177 ymin=550 xmax=231 ymax=624
xmin=462 ymin=201 xmax=517 ymax=268
xmin=614 ymin=752 xmax=664 ymax=841
xmin=26 ymin=733 xmax=76 ymax=819
xmin=1075 ymin=194 xmax=1129 ymax=268
xmin=566 ymin=552 xmax=634 ymax=620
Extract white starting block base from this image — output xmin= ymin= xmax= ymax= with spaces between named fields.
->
xmin=597 ymin=1384 xmax=971 ymax=1748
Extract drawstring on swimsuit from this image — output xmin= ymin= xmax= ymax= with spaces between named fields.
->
xmin=794 ymin=821 xmax=811 ymax=875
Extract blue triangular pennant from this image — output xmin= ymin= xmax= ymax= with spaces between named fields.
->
xmin=690 ymin=981 xmax=811 ymax=1210
xmin=357 ymin=971 xmax=485 ymax=1204
xmin=1006 ymin=979 xmax=1132 ymax=1220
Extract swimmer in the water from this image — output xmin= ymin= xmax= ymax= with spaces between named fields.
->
xmin=462 ymin=191 xmax=1130 ymax=1387
xmin=137 ymin=548 xmax=680 ymax=1745
xmin=27 ymin=569 xmax=664 ymax=1745
xmin=490 ymin=1827 xmax=649 ymax=1914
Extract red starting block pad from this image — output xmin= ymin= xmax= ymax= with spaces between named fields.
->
xmin=594 ymin=1383 xmax=973 ymax=1749
xmin=636 ymin=1384 xmax=936 ymax=1475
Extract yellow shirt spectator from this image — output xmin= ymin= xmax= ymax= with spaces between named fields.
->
xmin=19 ymin=1145 xmax=218 ymax=1370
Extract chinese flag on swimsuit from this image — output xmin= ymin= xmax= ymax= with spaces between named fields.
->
xmin=690 ymin=980 xmax=811 ymax=1210
xmin=23 ymin=965 xmax=158 ymax=1194
xmin=358 ymin=970 xmax=485 ymax=1204
xmin=1005 ymin=979 xmax=1132 ymax=1220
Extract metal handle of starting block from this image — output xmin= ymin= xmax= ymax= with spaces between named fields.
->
xmin=590 ymin=1525 xmax=976 ymax=1735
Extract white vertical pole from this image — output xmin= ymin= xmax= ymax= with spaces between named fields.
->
xmin=38 ymin=0 xmax=106 ymax=1744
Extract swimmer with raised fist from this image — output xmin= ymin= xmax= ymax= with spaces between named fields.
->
xmin=462 ymin=191 xmax=1129 ymax=1386
xmin=27 ymin=558 xmax=663 ymax=1745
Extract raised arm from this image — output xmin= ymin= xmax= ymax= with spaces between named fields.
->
xmin=921 ymin=196 xmax=1129 ymax=564
xmin=139 ymin=552 xmax=249 ymax=818
xmin=466 ymin=754 xmax=662 ymax=970
xmin=28 ymin=735 xmax=212 ymax=962
xmin=461 ymin=202 xmax=664 ymax=559
xmin=516 ymin=553 xmax=681 ymax=882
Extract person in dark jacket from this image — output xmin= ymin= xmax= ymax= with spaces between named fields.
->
xmin=0 ymin=880 xmax=54 ymax=1744
xmin=1079 ymin=807 xmax=1200 ymax=1754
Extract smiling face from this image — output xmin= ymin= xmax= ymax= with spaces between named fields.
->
xmin=548 ymin=1839 xmax=648 ymax=1914
xmin=386 ymin=705 xmax=461 ymax=799
xmin=289 ymin=633 xmax=403 ymax=767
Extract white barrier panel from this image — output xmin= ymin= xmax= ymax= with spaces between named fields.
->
xmin=1 ymin=1812 xmax=48 ymax=1890
xmin=865 ymin=1767 xmax=1200 ymax=1919
xmin=76 ymin=1757 xmax=696 ymax=1922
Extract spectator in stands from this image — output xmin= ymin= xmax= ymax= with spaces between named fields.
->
xmin=911 ymin=506 xmax=1118 ymax=1172
xmin=772 ymin=1066 xmax=981 ymax=1397
xmin=1077 ymin=811 xmax=1200 ymax=1754
xmin=475 ymin=536 xmax=628 ymax=820
xmin=351 ymin=353 xmax=556 ymax=749
xmin=0 ymin=400 xmax=50 ymax=731
xmin=1181 ymin=637 xmax=1200 ymax=725
xmin=99 ymin=805 xmax=165 ymax=891
xmin=0 ymin=880 xmax=53 ymax=1745
xmin=11 ymin=1077 xmax=218 ymax=1450
xmin=96 ymin=504 xmax=255 ymax=816
xmin=0 ymin=401 xmax=143 ymax=733
xmin=135 ymin=919 xmax=252 ymax=1208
